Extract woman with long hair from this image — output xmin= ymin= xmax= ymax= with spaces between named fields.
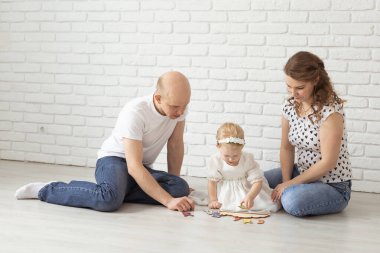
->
xmin=264 ymin=51 xmax=352 ymax=217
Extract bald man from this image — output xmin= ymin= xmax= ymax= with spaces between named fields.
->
xmin=15 ymin=71 xmax=195 ymax=212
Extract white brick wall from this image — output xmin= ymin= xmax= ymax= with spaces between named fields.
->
xmin=0 ymin=0 xmax=379 ymax=193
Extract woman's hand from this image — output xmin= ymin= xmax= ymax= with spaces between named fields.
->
xmin=271 ymin=181 xmax=293 ymax=202
xmin=208 ymin=200 xmax=222 ymax=209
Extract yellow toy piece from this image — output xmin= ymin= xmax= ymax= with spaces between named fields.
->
xmin=243 ymin=218 xmax=252 ymax=224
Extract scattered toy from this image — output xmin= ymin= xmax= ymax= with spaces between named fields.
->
xmin=243 ymin=218 xmax=252 ymax=224
xmin=211 ymin=210 xmax=221 ymax=218
xmin=257 ymin=219 xmax=265 ymax=224
xmin=182 ymin=211 xmax=194 ymax=217
xmin=233 ymin=216 xmax=241 ymax=221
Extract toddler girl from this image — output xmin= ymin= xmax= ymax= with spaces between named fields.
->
xmin=207 ymin=122 xmax=280 ymax=212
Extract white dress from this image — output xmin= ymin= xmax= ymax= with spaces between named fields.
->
xmin=207 ymin=152 xmax=280 ymax=212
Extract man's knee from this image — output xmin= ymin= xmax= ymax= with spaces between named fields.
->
xmin=166 ymin=176 xmax=190 ymax=198
xmin=93 ymin=196 xmax=124 ymax=212
xmin=93 ymin=184 xmax=124 ymax=212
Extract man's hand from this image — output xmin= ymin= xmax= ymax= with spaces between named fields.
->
xmin=166 ymin=196 xmax=195 ymax=212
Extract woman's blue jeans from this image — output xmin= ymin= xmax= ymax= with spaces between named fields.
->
xmin=264 ymin=166 xmax=351 ymax=217
xmin=38 ymin=156 xmax=190 ymax=212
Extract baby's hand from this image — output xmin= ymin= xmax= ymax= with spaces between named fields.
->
xmin=208 ymin=200 xmax=222 ymax=209
xmin=241 ymin=196 xmax=254 ymax=209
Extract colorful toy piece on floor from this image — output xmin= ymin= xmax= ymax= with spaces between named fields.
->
xmin=204 ymin=209 xmax=221 ymax=218
xmin=211 ymin=210 xmax=221 ymax=218
xmin=182 ymin=211 xmax=194 ymax=217
xmin=243 ymin=218 xmax=252 ymax=224
xmin=257 ymin=219 xmax=265 ymax=224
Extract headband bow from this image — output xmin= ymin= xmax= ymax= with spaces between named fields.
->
xmin=217 ymin=137 xmax=245 ymax=145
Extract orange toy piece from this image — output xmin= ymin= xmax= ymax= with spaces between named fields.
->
xmin=257 ymin=219 xmax=265 ymax=224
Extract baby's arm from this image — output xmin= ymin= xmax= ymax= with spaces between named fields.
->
xmin=208 ymin=180 xmax=221 ymax=209
xmin=241 ymin=180 xmax=263 ymax=209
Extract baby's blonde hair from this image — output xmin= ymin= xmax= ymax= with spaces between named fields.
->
xmin=216 ymin=122 xmax=245 ymax=147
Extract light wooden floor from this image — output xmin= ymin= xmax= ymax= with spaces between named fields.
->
xmin=1 ymin=159 xmax=379 ymax=253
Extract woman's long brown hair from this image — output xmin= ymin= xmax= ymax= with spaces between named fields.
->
xmin=284 ymin=51 xmax=345 ymax=123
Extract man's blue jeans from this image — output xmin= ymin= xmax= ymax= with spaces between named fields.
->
xmin=264 ymin=166 xmax=351 ymax=217
xmin=38 ymin=156 xmax=190 ymax=212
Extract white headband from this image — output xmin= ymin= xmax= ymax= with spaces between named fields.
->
xmin=217 ymin=137 xmax=245 ymax=145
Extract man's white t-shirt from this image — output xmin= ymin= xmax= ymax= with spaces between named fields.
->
xmin=97 ymin=94 xmax=187 ymax=167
